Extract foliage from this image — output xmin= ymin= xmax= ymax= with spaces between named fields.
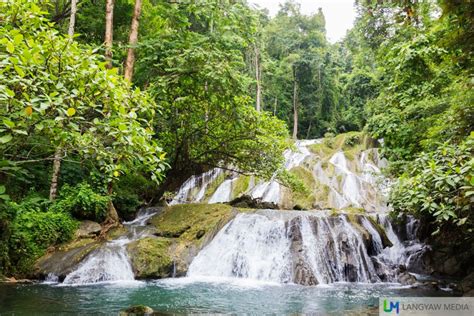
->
xmin=4 ymin=196 xmax=78 ymax=275
xmin=390 ymin=136 xmax=474 ymax=238
xmin=136 ymin=1 xmax=288 ymax=181
xmin=51 ymin=183 xmax=110 ymax=222
xmin=0 ymin=0 xmax=167 ymax=190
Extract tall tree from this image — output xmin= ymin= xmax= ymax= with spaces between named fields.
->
xmin=104 ymin=0 xmax=114 ymax=69
xmin=254 ymin=43 xmax=262 ymax=111
xmin=292 ymin=64 xmax=298 ymax=139
xmin=49 ymin=0 xmax=78 ymax=200
xmin=124 ymin=0 xmax=142 ymax=82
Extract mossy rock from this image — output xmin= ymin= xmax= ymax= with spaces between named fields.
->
xmin=288 ymin=166 xmax=316 ymax=209
xmin=126 ymin=237 xmax=173 ymax=279
xmin=119 ymin=305 xmax=154 ymax=316
xmin=151 ymin=203 xmax=233 ymax=243
xmin=202 ymin=171 xmax=227 ymax=202
xmin=34 ymin=237 xmax=101 ymax=280
xmin=149 ymin=203 xmax=240 ymax=275
xmin=230 ymin=175 xmax=251 ymax=200
xmin=367 ymin=216 xmax=393 ymax=248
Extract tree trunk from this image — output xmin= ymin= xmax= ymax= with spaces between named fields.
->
xmin=105 ymin=182 xmax=119 ymax=224
xmin=255 ymin=44 xmax=261 ymax=112
xmin=49 ymin=148 xmax=62 ymax=200
xmin=105 ymin=0 xmax=115 ymax=69
xmin=50 ymin=1 xmax=78 ymax=201
xmin=292 ymin=67 xmax=298 ymax=140
xmin=124 ymin=0 xmax=142 ymax=82
xmin=67 ymin=0 xmax=77 ymax=38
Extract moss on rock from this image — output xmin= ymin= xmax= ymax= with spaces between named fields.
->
xmin=126 ymin=237 xmax=173 ymax=279
xmin=288 ymin=166 xmax=316 ymax=209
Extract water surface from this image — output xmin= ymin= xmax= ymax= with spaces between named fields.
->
xmin=0 ymin=277 xmax=454 ymax=315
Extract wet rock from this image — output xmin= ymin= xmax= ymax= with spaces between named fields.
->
xmin=229 ymin=195 xmax=279 ymax=209
xmin=119 ymin=305 xmax=154 ymax=316
xmin=287 ymin=217 xmax=318 ymax=286
xmin=75 ymin=220 xmax=101 ymax=238
xmin=398 ymin=272 xmax=417 ymax=285
xmin=126 ymin=237 xmax=173 ymax=279
xmin=34 ymin=238 xmax=101 ymax=280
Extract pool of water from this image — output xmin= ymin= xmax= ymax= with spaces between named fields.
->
xmin=0 ymin=277 xmax=455 ymax=315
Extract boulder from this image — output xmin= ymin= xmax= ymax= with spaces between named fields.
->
xmin=119 ymin=305 xmax=154 ymax=316
xmin=75 ymin=220 xmax=102 ymax=238
xmin=398 ymin=272 xmax=417 ymax=286
xmin=229 ymin=195 xmax=279 ymax=209
xmin=126 ymin=237 xmax=173 ymax=279
xmin=460 ymin=272 xmax=474 ymax=295
xmin=34 ymin=238 xmax=101 ymax=280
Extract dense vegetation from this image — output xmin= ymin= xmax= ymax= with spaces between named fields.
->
xmin=0 ymin=0 xmax=472 ymax=277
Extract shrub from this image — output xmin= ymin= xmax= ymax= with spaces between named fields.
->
xmin=390 ymin=135 xmax=474 ymax=238
xmin=6 ymin=197 xmax=78 ymax=275
xmin=52 ymin=183 xmax=110 ymax=222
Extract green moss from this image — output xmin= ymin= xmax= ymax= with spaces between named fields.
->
xmin=151 ymin=203 xmax=233 ymax=244
xmin=342 ymin=207 xmax=366 ymax=214
xmin=126 ymin=237 xmax=173 ymax=279
xmin=367 ymin=216 xmax=393 ymax=248
xmin=107 ymin=226 xmax=128 ymax=240
xmin=231 ymin=175 xmax=250 ymax=200
xmin=289 ymin=166 xmax=316 ymax=209
xmin=202 ymin=172 xmax=227 ymax=202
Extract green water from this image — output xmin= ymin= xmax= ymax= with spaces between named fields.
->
xmin=0 ymin=278 xmax=454 ymax=315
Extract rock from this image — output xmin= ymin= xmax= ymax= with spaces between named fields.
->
xmin=195 ymin=229 xmax=205 ymax=239
xmin=75 ymin=220 xmax=102 ymax=238
xmin=126 ymin=237 xmax=173 ymax=279
xmin=0 ymin=277 xmax=33 ymax=284
xmin=398 ymin=271 xmax=417 ymax=285
xmin=460 ymin=272 xmax=474 ymax=295
xmin=34 ymin=238 xmax=101 ymax=280
xmin=119 ymin=305 xmax=154 ymax=316
xmin=293 ymin=204 xmax=304 ymax=210
xmin=287 ymin=217 xmax=318 ymax=285
xmin=229 ymin=195 xmax=279 ymax=209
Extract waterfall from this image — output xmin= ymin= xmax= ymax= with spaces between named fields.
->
xmin=188 ymin=210 xmax=425 ymax=285
xmin=171 ymin=139 xmax=389 ymax=211
xmin=62 ymin=208 xmax=159 ymax=285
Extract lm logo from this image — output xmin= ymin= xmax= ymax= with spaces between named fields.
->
xmin=383 ymin=300 xmax=400 ymax=314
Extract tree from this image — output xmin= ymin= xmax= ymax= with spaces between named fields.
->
xmin=0 ymin=0 xmax=167 ymax=223
xmin=124 ymin=0 xmax=142 ymax=82
xmin=134 ymin=0 xmax=288 ymax=192
xmin=104 ymin=0 xmax=114 ymax=69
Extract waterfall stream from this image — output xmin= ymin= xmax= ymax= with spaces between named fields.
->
xmin=188 ymin=211 xmax=425 ymax=285
xmin=62 ymin=208 xmax=159 ymax=285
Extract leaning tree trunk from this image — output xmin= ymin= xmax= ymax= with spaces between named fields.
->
xmin=292 ymin=67 xmax=299 ymax=140
xmin=99 ymin=182 xmax=120 ymax=238
xmin=105 ymin=0 xmax=114 ymax=69
xmin=255 ymin=44 xmax=262 ymax=112
xmin=124 ymin=0 xmax=142 ymax=82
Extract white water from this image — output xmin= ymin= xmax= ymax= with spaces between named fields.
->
xmin=188 ymin=211 xmax=425 ymax=285
xmin=62 ymin=208 xmax=159 ymax=285
xmin=171 ymin=139 xmax=389 ymax=211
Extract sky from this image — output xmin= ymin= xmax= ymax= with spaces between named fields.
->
xmin=250 ymin=0 xmax=357 ymax=43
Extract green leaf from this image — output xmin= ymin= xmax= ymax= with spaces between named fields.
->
xmin=0 ymin=134 xmax=13 ymax=144
xmin=6 ymin=41 xmax=14 ymax=54
xmin=0 ymin=185 xmax=5 ymax=194
xmin=3 ymin=119 xmax=15 ymax=128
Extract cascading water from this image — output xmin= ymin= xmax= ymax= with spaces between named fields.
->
xmin=62 ymin=208 xmax=159 ymax=285
xmin=171 ymin=138 xmax=389 ymax=211
xmin=188 ymin=210 xmax=426 ymax=285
